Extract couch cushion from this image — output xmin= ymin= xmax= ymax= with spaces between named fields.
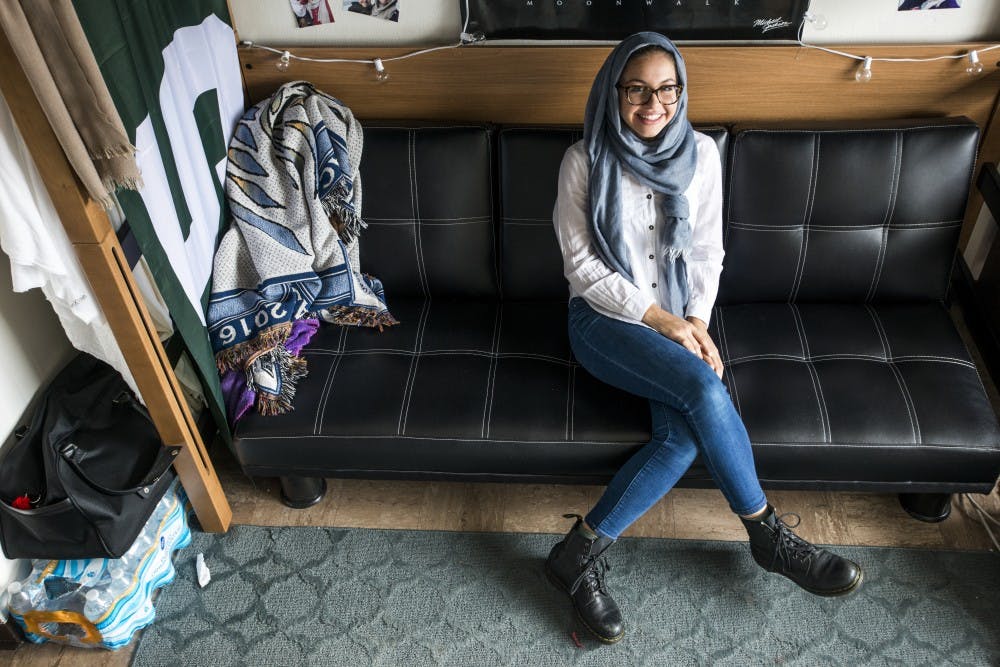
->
xmin=233 ymin=300 xmax=1000 ymax=491
xmin=233 ymin=299 xmax=652 ymax=482
xmin=498 ymin=126 xmax=729 ymax=300
xmin=359 ymin=126 xmax=498 ymax=300
xmin=718 ymin=118 xmax=980 ymax=305
xmin=231 ymin=119 xmax=1000 ymax=494
xmin=710 ymin=302 xmax=1000 ymax=489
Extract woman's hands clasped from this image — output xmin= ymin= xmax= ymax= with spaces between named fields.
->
xmin=641 ymin=305 xmax=724 ymax=378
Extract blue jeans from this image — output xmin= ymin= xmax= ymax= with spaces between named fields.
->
xmin=568 ymin=298 xmax=768 ymax=539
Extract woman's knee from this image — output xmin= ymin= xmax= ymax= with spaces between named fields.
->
xmin=649 ymin=402 xmax=698 ymax=465
xmin=682 ymin=372 xmax=734 ymax=418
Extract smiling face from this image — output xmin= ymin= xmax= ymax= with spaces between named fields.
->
xmin=617 ymin=49 xmax=679 ymax=141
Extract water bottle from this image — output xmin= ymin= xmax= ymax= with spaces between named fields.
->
xmin=6 ymin=581 xmax=36 ymax=616
xmin=83 ymin=589 xmax=112 ymax=623
xmin=105 ymin=566 xmax=130 ymax=598
xmin=123 ymin=531 xmax=155 ymax=569
xmin=5 ymin=479 xmax=191 ymax=649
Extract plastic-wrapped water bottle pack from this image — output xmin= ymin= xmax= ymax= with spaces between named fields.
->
xmin=4 ymin=479 xmax=191 ymax=649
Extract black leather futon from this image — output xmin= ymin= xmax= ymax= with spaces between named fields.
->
xmin=231 ymin=117 xmax=1000 ymax=519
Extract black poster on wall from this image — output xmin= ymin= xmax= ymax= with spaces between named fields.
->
xmin=462 ymin=0 xmax=809 ymax=41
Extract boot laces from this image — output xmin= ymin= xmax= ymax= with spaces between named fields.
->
xmin=771 ymin=513 xmax=817 ymax=566
xmin=569 ymin=554 xmax=611 ymax=596
xmin=559 ymin=514 xmax=612 ymax=597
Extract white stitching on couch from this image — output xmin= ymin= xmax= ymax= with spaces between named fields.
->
xmin=314 ymin=326 xmax=347 ymax=435
xmin=867 ymin=305 xmax=921 ymax=444
xmin=728 ymin=220 xmax=960 ymax=231
xmin=567 ymin=364 xmax=576 ymax=441
xmin=238 ymin=433 xmax=989 ymax=451
xmin=306 ymin=348 xmax=578 ymax=366
xmin=716 ymin=308 xmax=743 ymax=416
xmin=792 ymin=304 xmax=830 ymax=443
xmin=722 ymin=352 xmax=975 ymax=368
xmin=790 ymin=135 xmax=819 ymax=301
xmin=398 ymin=131 xmax=429 ymax=437
xmin=866 ymin=132 xmax=901 ymax=301
xmin=367 ymin=219 xmax=490 ymax=226
xmin=367 ymin=215 xmax=490 ymax=222
xmin=397 ymin=302 xmax=429 ymax=435
xmin=482 ymin=303 xmax=501 ymax=438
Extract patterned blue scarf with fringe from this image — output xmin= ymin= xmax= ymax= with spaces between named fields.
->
xmin=208 ymin=81 xmax=396 ymax=417
xmin=584 ymin=32 xmax=698 ymax=318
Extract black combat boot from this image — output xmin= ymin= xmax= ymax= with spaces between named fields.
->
xmin=545 ymin=514 xmax=624 ymax=644
xmin=741 ymin=506 xmax=863 ymax=597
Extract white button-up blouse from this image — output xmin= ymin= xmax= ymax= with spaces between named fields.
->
xmin=552 ymin=132 xmax=725 ymax=326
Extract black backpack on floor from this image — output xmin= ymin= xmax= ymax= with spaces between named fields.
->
xmin=0 ymin=353 xmax=179 ymax=559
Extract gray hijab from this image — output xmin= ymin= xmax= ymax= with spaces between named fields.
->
xmin=584 ymin=32 xmax=697 ymax=318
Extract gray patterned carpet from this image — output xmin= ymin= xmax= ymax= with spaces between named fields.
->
xmin=130 ymin=526 xmax=999 ymax=666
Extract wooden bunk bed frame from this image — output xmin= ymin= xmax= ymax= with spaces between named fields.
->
xmin=1 ymin=29 xmax=997 ymax=533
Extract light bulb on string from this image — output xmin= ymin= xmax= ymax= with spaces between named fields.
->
xmin=855 ymin=56 xmax=873 ymax=83
xmin=237 ymin=24 xmax=1000 ymax=90
xmin=276 ymin=51 xmax=291 ymax=72
xmin=803 ymin=12 xmax=828 ymax=30
xmin=966 ymin=50 xmax=984 ymax=75
xmin=373 ymin=58 xmax=389 ymax=82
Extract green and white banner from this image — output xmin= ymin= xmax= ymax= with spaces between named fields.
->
xmin=73 ymin=0 xmax=244 ymax=442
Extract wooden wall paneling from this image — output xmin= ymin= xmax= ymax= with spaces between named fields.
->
xmin=0 ymin=29 xmax=232 ymax=533
xmin=961 ymin=90 xmax=1000 ymax=249
xmin=240 ymin=44 xmax=1000 ymax=126
xmin=226 ymin=0 xmax=251 ymax=107
xmin=74 ymin=239 xmax=232 ymax=533
xmin=241 ymin=43 xmax=1000 ymax=247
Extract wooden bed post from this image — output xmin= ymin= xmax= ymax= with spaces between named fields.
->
xmin=0 ymin=30 xmax=231 ymax=533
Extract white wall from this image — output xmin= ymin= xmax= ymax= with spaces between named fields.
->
xmin=806 ymin=0 xmax=1000 ymax=44
xmin=0 ymin=256 xmax=71 ymax=449
xmin=231 ymin=0 xmax=457 ymax=47
xmin=0 ymin=250 xmax=74 ymax=594
xmin=231 ymin=0 xmax=1000 ymax=47
xmin=0 ymin=97 xmax=77 ymax=600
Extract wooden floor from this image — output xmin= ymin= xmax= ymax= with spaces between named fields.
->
xmin=222 ymin=460 xmax=1000 ymax=550
xmin=10 ymin=467 xmax=999 ymax=667
xmin=9 ymin=305 xmax=1000 ymax=665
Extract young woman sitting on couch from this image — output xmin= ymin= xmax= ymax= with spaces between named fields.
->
xmin=546 ymin=32 xmax=864 ymax=645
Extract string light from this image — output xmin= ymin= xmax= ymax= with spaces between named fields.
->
xmin=797 ymin=15 xmax=999 ymax=83
xmin=967 ymin=50 xmax=985 ymax=76
xmin=802 ymin=12 xmax=827 ymax=31
xmin=276 ymin=50 xmax=291 ymax=72
xmin=855 ymin=56 xmax=873 ymax=83
xmin=243 ymin=6 xmax=998 ymax=85
xmin=373 ymin=58 xmax=388 ymax=82
xmin=249 ymin=0 xmax=482 ymax=81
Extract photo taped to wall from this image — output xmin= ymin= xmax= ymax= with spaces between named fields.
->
xmin=291 ymin=0 xmax=335 ymax=27
xmin=345 ymin=0 xmax=399 ymax=22
xmin=898 ymin=0 xmax=961 ymax=9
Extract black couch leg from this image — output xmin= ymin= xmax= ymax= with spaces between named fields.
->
xmin=899 ymin=493 xmax=952 ymax=522
xmin=280 ymin=476 xmax=327 ymax=509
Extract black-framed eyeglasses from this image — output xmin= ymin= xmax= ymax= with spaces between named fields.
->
xmin=616 ymin=84 xmax=683 ymax=106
